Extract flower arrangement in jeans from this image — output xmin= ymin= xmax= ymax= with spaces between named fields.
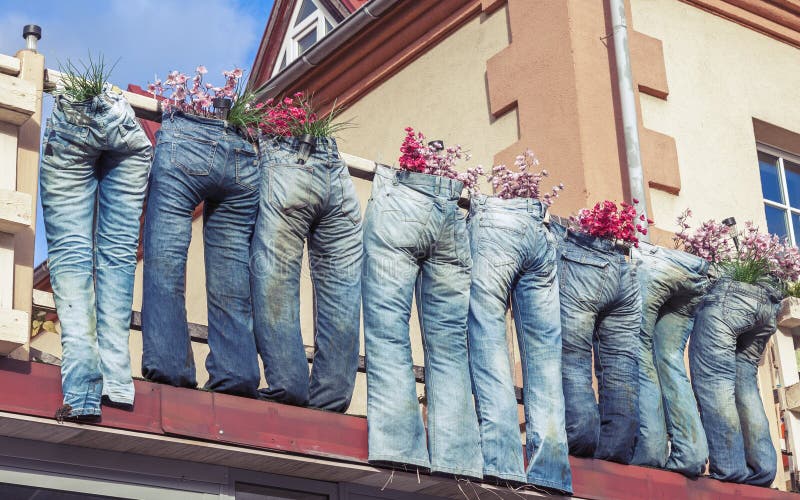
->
xmin=257 ymin=91 xmax=353 ymax=137
xmin=572 ymin=199 xmax=652 ymax=247
xmin=147 ymin=66 xmax=262 ymax=130
xmin=398 ymin=127 xmax=480 ymax=189
xmin=55 ymin=52 xmax=118 ymax=101
xmin=483 ymin=149 xmax=564 ymax=203
xmin=674 ymin=209 xmax=800 ymax=288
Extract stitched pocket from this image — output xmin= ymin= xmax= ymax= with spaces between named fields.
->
xmin=235 ymin=148 xmax=259 ymax=192
xmin=269 ymin=163 xmax=313 ymax=211
xmin=171 ymin=134 xmax=217 ymax=175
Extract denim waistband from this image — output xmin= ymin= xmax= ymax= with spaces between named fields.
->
xmin=161 ymin=111 xmax=253 ymax=143
xmin=549 ymin=221 xmax=628 ymax=256
xmin=55 ymin=87 xmax=125 ymax=114
xmin=713 ymin=277 xmax=783 ymax=303
xmin=375 ymin=164 xmax=463 ymax=201
xmin=635 ymin=241 xmax=710 ymax=276
xmin=469 ymin=194 xmax=545 ymax=219
xmin=259 ymin=134 xmax=341 ymax=164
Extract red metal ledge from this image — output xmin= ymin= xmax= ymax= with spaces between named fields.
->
xmin=0 ymin=358 xmax=795 ymax=499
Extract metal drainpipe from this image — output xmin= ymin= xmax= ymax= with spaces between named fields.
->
xmin=609 ymin=0 xmax=650 ymax=241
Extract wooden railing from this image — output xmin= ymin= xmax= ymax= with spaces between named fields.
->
xmin=0 ymin=31 xmax=44 ymax=357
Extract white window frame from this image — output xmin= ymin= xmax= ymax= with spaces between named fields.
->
xmin=272 ymin=0 xmax=337 ymax=77
xmin=759 ymin=142 xmax=800 ymax=246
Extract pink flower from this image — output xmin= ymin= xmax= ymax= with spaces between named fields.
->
xmin=196 ymin=65 xmax=208 ymax=74
xmin=573 ymin=199 xmax=650 ymax=246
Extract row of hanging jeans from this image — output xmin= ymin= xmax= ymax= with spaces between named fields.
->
xmin=41 ymin=87 xmax=152 ymax=419
xmin=42 ymin=102 xmax=782 ymax=488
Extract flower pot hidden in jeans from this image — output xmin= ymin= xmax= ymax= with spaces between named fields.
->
xmin=549 ymin=222 xmax=641 ymax=464
xmin=363 ymin=165 xmax=483 ymax=479
xmin=467 ymin=195 xmax=572 ymax=493
xmin=141 ymin=112 xmax=261 ymax=397
xmin=689 ymin=278 xmax=781 ymax=486
xmin=250 ymin=135 xmax=362 ymax=412
xmin=631 ymin=242 xmax=710 ymax=476
xmin=40 ymin=89 xmax=151 ymax=418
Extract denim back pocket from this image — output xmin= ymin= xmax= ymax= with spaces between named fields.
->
xmin=234 ymin=147 xmax=259 ymax=192
xmin=476 ymin=212 xmax=528 ymax=267
xmin=558 ymin=246 xmax=609 ymax=304
xmin=268 ymin=164 xmax=313 ymax=211
xmin=171 ymin=133 xmax=217 ymax=175
xmin=718 ymin=288 xmax=759 ymax=335
xmin=373 ymin=185 xmax=433 ymax=248
xmin=52 ymin=118 xmax=90 ymax=142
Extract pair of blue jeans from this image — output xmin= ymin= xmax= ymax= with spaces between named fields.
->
xmin=142 ymin=112 xmax=261 ymax=398
xmin=689 ymin=278 xmax=781 ymax=486
xmin=467 ymin=196 xmax=571 ymax=493
xmin=363 ymin=165 xmax=483 ymax=478
xmin=250 ymin=136 xmax=362 ymax=412
xmin=631 ymin=242 xmax=709 ymax=476
xmin=550 ymin=223 xmax=641 ymax=463
xmin=40 ymin=89 xmax=151 ymax=417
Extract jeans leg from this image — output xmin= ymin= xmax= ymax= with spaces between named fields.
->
xmin=306 ymin=171 xmax=362 ymax=412
xmin=417 ymin=226 xmax=482 ymax=479
xmin=593 ymin=269 xmax=640 ymax=464
xmin=631 ymin=267 xmax=670 ymax=468
xmin=560 ymin=289 xmax=601 ymax=457
xmin=363 ymin=203 xmax=429 ymax=469
xmin=251 ymin=193 xmax=313 ymax=406
xmin=689 ymin=300 xmax=749 ymax=483
xmin=512 ymin=258 xmax=572 ymax=493
xmin=202 ymin=187 xmax=261 ymax=398
xmin=94 ymin=148 xmax=150 ymax=406
xmin=467 ymin=239 xmax=525 ymax=483
xmin=141 ymin=143 xmax=202 ymax=389
xmin=736 ymin=326 xmax=777 ymax=486
xmin=654 ymin=304 xmax=708 ymax=476
xmin=40 ymin=129 xmax=102 ymax=417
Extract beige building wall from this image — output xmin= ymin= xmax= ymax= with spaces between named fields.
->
xmin=631 ymin=0 xmax=800 ymax=489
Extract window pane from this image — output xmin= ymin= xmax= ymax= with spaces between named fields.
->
xmin=792 ymin=212 xmax=800 ymax=247
xmin=297 ymin=30 xmax=317 ymax=55
xmin=236 ymin=482 xmax=328 ymax=500
xmin=759 ymin=151 xmax=783 ymax=203
xmin=325 ymin=18 xmax=333 ymax=33
xmin=296 ymin=0 xmax=317 ymax=25
xmin=765 ymin=204 xmax=789 ymax=240
xmin=786 ymin=159 xmax=800 ymax=209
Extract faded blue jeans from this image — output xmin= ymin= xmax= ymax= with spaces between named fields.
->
xmin=363 ymin=165 xmax=483 ymax=479
xmin=550 ymin=222 xmax=641 ymax=464
xmin=142 ymin=112 xmax=261 ymax=398
xmin=251 ymin=136 xmax=362 ymax=412
xmin=689 ymin=278 xmax=781 ymax=486
xmin=467 ymin=196 xmax=571 ymax=493
xmin=40 ymin=90 xmax=151 ymax=417
xmin=631 ymin=243 xmax=709 ymax=476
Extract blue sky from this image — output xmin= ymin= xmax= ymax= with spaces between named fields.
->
xmin=0 ymin=0 xmax=274 ymax=266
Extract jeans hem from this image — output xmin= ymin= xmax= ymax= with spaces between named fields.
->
xmin=483 ymin=471 xmax=527 ymax=483
xmin=67 ymin=407 xmax=102 ymax=417
xmin=102 ymin=393 xmax=135 ymax=405
xmin=526 ymin=477 xmax=573 ymax=495
xmin=430 ymin=465 xmax=483 ymax=480
xmin=368 ymin=455 xmax=431 ymax=471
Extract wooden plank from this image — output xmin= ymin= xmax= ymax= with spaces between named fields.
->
xmin=0 ymin=190 xmax=32 ymax=234
xmin=0 ymin=234 xmax=12 ymax=311
xmin=0 ymin=308 xmax=28 ymax=355
xmin=0 ymin=73 xmax=36 ymax=126
xmin=778 ymin=297 xmax=800 ymax=329
xmin=0 ymin=123 xmax=17 ymax=190
xmin=0 ymin=54 xmax=20 ymax=76
xmin=12 ymin=49 xmax=44 ymax=360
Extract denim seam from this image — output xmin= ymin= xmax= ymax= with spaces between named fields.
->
xmin=525 ymin=476 xmax=573 ymax=494
xmin=368 ymin=455 xmax=431 ymax=470
xmin=416 ymin=274 xmax=435 ymax=463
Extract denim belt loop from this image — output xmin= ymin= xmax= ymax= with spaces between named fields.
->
xmin=392 ymin=168 xmax=400 ymax=186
